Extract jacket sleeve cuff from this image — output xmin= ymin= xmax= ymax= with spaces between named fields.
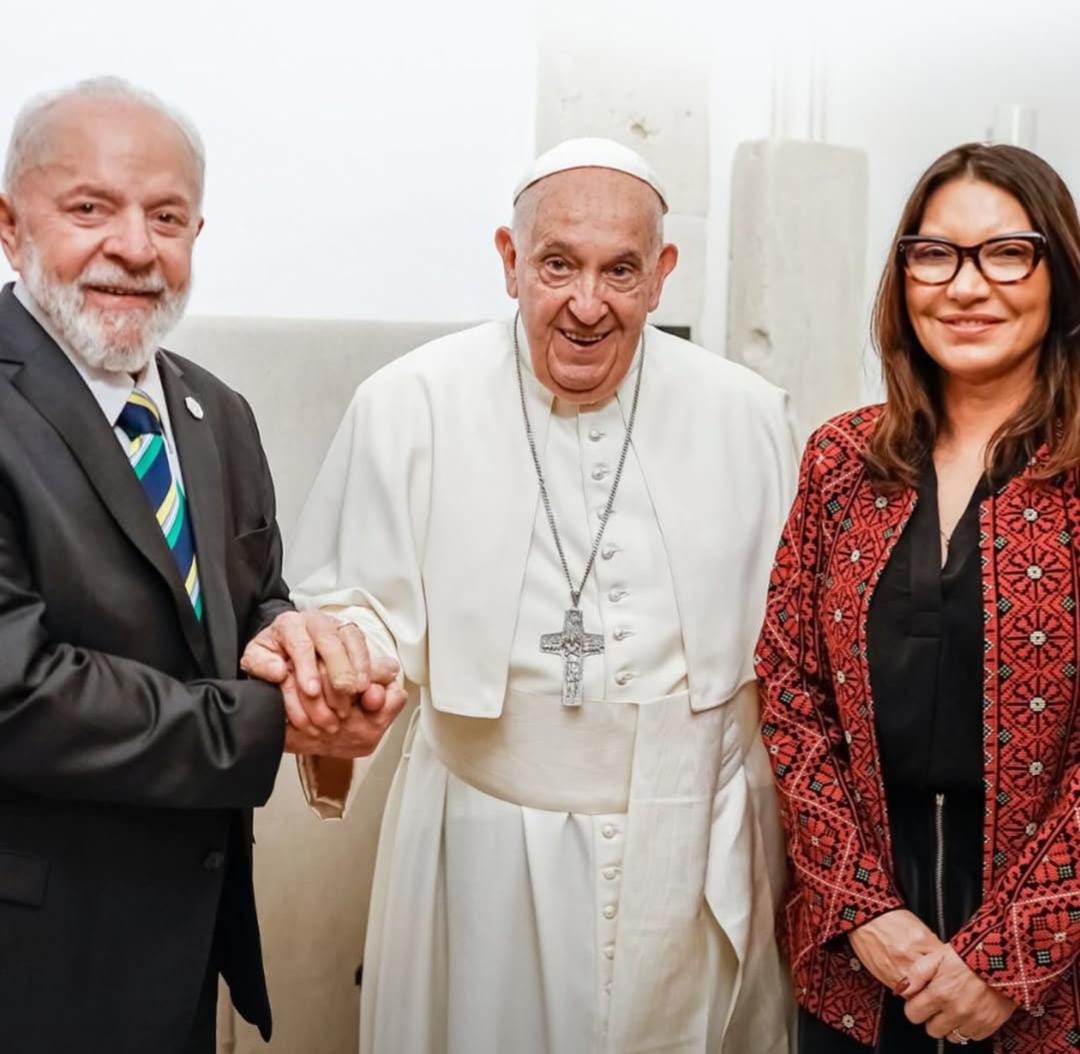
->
xmin=807 ymin=851 xmax=904 ymax=946
xmin=205 ymin=678 xmax=287 ymax=807
xmin=952 ymin=921 xmax=1064 ymax=1012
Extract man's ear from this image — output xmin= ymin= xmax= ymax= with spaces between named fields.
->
xmin=494 ymin=226 xmax=519 ymax=299
xmin=0 ymin=193 xmax=23 ymax=271
xmin=647 ymin=242 xmax=679 ymax=312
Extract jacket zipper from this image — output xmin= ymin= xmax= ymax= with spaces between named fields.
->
xmin=934 ymin=792 xmax=947 ymax=1054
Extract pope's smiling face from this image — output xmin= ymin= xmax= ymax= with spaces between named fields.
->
xmin=495 ymin=166 xmax=677 ymax=404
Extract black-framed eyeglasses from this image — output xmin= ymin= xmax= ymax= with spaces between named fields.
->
xmin=896 ymin=232 xmax=1047 ymax=285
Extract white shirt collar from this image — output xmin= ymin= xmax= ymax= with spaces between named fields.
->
xmin=13 ymin=280 xmax=167 ymax=432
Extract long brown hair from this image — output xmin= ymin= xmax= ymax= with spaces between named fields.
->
xmin=865 ymin=143 xmax=1080 ymax=489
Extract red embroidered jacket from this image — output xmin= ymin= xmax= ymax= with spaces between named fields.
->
xmin=755 ymin=405 xmax=1080 ymax=1052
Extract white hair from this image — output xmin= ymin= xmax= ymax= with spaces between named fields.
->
xmin=2 ymin=75 xmax=205 ymax=204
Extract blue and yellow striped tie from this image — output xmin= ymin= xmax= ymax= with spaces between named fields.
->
xmin=117 ymin=389 xmax=203 ymax=620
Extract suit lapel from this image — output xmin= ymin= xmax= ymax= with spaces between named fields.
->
xmin=0 ymin=289 xmax=216 ymax=669
xmin=159 ymin=353 xmax=236 ymax=679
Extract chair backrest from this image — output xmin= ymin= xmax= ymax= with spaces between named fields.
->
xmin=167 ymin=313 xmax=469 ymax=1054
xmin=169 ymin=315 xmax=471 ymax=539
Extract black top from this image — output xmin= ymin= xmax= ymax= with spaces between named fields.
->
xmin=867 ymin=465 xmax=987 ymax=793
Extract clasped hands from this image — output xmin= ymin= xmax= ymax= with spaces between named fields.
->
xmin=241 ymin=610 xmax=407 ymax=758
xmin=849 ymin=909 xmax=1016 ymax=1045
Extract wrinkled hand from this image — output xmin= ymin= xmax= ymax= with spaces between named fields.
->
xmin=241 ymin=610 xmax=398 ymax=735
xmin=848 ymin=909 xmax=945 ymax=991
xmin=283 ymin=660 xmax=408 ymax=758
xmin=900 ymin=943 xmax=1016 ymax=1043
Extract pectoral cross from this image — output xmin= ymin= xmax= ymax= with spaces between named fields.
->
xmin=541 ymin=607 xmax=605 ymax=707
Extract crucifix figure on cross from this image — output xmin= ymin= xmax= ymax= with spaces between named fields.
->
xmin=540 ymin=607 xmax=605 ymax=707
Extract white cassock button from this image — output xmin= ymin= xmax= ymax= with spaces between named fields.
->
xmin=601 ymin=544 xmax=618 ymax=560
xmin=603 ymin=866 xmax=618 ymax=880
xmin=608 ymin=587 xmax=628 ymax=602
xmin=603 ymin=904 xmax=617 ymax=920
xmin=614 ymin=671 xmax=634 ymax=686
xmin=591 ymin=465 xmax=610 ymax=481
xmin=604 ymin=942 xmax=615 ymax=960
xmin=605 ymin=981 xmax=613 ymax=995
xmin=589 ymin=428 xmax=604 ymax=442
xmin=613 ymin=626 xmax=632 ymax=641
xmin=602 ymin=823 xmax=617 ymax=839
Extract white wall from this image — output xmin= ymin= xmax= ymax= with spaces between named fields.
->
xmin=5 ymin=0 xmax=1080 ymax=348
xmin=0 ymin=0 xmax=538 ymax=321
xmin=534 ymin=0 xmax=711 ymax=334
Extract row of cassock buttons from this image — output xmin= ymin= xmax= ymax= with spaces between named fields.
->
xmin=589 ymin=425 xmax=635 ymax=688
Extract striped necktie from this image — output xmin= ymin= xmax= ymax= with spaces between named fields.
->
xmin=117 ymin=389 xmax=203 ymax=620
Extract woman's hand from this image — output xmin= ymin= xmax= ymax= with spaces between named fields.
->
xmin=848 ymin=909 xmax=945 ymax=989
xmin=901 ymin=944 xmax=1016 ymax=1043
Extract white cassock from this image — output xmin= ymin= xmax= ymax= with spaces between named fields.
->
xmin=287 ymin=319 xmax=798 ymax=1054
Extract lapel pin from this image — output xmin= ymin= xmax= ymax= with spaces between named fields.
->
xmin=185 ymin=396 xmax=204 ymax=420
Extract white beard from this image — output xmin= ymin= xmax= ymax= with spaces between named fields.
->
xmin=20 ymin=243 xmax=191 ymax=374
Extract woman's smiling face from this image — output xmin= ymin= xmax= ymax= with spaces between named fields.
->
xmin=905 ymin=177 xmax=1051 ymax=388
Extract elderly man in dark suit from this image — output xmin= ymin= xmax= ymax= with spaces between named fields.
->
xmin=0 ymin=77 xmax=405 ymax=1054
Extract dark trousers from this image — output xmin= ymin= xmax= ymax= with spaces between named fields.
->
xmin=799 ymin=791 xmax=991 ymax=1053
xmin=180 ymin=955 xmax=219 ymax=1054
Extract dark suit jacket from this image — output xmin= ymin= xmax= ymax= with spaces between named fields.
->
xmin=0 ymin=284 xmax=290 ymax=1053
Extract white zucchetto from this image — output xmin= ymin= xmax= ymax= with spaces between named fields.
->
xmin=513 ymin=137 xmax=669 ymax=213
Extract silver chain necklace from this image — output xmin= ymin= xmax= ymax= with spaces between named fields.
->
xmin=512 ymin=312 xmax=645 ymax=706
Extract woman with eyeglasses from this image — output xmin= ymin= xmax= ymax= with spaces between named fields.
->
xmin=756 ymin=142 xmax=1080 ymax=1053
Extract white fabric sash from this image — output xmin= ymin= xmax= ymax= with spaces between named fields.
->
xmin=421 ymin=688 xmax=665 ymax=815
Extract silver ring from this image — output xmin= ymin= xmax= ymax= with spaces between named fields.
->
xmin=950 ymin=1030 xmax=971 ymax=1046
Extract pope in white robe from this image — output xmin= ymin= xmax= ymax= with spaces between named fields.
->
xmin=286 ymin=139 xmax=798 ymax=1053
